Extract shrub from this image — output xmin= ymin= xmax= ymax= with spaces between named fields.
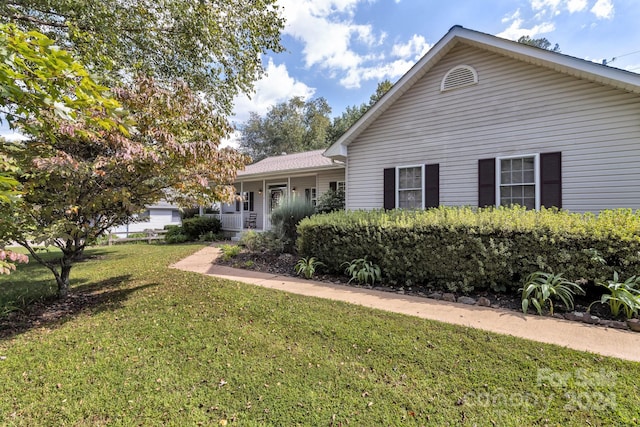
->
xmin=199 ymin=231 xmax=224 ymax=242
xmin=297 ymin=206 xmax=640 ymax=294
xmin=164 ymin=226 xmax=188 ymax=244
xmin=343 ymin=257 xmax=381 ymax=286
xmin=239 ymin=230 xmax=284 ymax=253
xmin=295 ymin=257 xmax=324 ymax=279
xmin=219 ymin=244 xmax=241 ymax=261
xmin=315 ymin=188 xmax=345 ymax=214
xmin=592 ymin=272 xmax=640 ymax=319
xmin=520 ymin=272 xmax=584 ymax=315
xmin=181 ymin=216 xmax=222 ymax=241
xmin=270 ymin=197 xmax=315 ymax=253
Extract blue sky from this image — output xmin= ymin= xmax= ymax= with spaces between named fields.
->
xmin=2 ymin=0 xmax=639 ymax=142
xmin=230 ymin=0 xmax=640 ymax=134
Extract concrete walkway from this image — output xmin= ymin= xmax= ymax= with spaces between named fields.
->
xmin=171 ymin=246 xmax=640 ymax=363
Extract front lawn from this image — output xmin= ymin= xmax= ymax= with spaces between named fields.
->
xmin=0 ymin=244 xmax=638 ymax=425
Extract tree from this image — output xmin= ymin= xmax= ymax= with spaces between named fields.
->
xmin=326 ymin=80 xmax=393 ymax=144
xmin=239 ymin=96 xmax=332 ymax=161
xmin=517 ymin=35 xmax=560 ymax=52
xmin=1 ymin=0 xmax=285 ymax=115
xmin=0 ymin=77 xmax=249 ymax=296
xmin=0 ymin=23 xmax=122 ymax=274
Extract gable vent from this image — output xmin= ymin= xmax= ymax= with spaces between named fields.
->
xmin=441 ymin=65 xmax=478 ymax=92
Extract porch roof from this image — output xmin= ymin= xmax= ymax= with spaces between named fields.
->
xmin=237 ymin=149 xmax=343 ymax=179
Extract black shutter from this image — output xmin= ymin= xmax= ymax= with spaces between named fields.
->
xmin=249 ymin=191 xmax=254 ymax=212
xmin=540 ymin=152 xmax=562 ymax=208
xmin=424 ymin=164 xmax=439 ymax=208
xmin=329 ymin=181 xmax=337 ymax=191
xmin=478 ymin=158 xmax=496 ymax=207
xmin=383 ymin=168 xmax=396 ymax=210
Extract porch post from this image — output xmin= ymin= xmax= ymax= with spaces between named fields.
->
xmin=287 ymin=177 xmax=291 ymax=198
xmin=262 ymin=179 xmax=266 ymax=231
xmin=240 ymin=181 xmax=244 ymax=231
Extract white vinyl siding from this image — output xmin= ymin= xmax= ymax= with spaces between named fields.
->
xmin=346 ymin=42 xmax=640 ymax=213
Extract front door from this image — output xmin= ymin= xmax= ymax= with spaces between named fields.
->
xmin=266 ymin=186 xmax=286 ymax=230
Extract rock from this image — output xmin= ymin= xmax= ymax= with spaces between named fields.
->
xmin=627 ymin=318 xmax=640 ymax=332
xmin=583 ymin=314 xmax=600 ymax=325
xmin=610 ymin=320 xmax=629 ymax=330
xmin=427 ymin=292 xmax=443 ymax=300
xmin=564 ymin=312 xmax=584 ymax=322
xmin=457 ymin=296 xmax=476 ymax=305
xmin=552 ymin=313 xmax=565 ymax=320
xmin=397 ymin=289 xmax=405 ymax=295
xmin=490 ymin=304 xmax=501 ymax=309
xmin=477 ymin=297 xmax=491 ymax=307
xmin=442 ymin=293 xmax=456 ymax=302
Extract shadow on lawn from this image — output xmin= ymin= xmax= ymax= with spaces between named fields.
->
xmin=0 ymin=275 xmax=159 ymax=340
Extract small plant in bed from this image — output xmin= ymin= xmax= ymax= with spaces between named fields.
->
xmin=294 ymin=257 xmax=324 ymax=279
xmin=219 ymin=244 xmax=241 ymax=261
xmin=343 ymin=257 xmax=381 ymax=286
xmin=591 ymin=272 xmax=640 ymax=319
xmin=520 ymin=272 xmax=584 ymax=316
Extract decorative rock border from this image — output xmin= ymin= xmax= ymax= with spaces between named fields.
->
xmin=393 ymin=289 xmax=635 ymax=332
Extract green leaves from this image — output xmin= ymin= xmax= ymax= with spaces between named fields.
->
xmin=520 ymin=272 xmax=584 ymax=316
xmin=2 ymin=0 xmax=285 ymax=114
xmin=294 ymin=257 xmax=325 ymax=280
xmin=343 ymin=258 xmax=382 ymax=286
xmin=594 ymin=272 xmax=640 ymax=319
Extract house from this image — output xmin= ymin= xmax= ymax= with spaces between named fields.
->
xmin=219 ymin=149 xmax=345 ymax=232
xmin=110 ymin=200 xmax=182 ymax=235
xmin=324 ymin=25 xmax=640 ymax=213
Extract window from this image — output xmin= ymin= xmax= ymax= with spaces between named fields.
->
xmin=171 ymin=210 xmax=181 ymax=222
xmin=497 ymin=155 xmax=539 ymax=210
xmin=305 ymin=188 xmax=317 ymax=206
xmin=242 ymin=191 xmax=254 ymax=212
xmin=329 ymin=181 xmax=345 ymax=192
xmin=397 ymin=165 xmax=423 ymax=209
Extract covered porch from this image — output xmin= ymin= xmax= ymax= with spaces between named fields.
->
xmin=213 ymin=150 xmax=345 ymax=233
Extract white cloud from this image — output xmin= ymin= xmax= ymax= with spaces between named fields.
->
xmin=391 ymin=34 xmax=430 ymax=60
xmin=277 ymin=0 xmax=425 ymax=89
xmin=231 ymin=58 xmax=315 ymax=125
xmin=566 ymin=0 xmax=588 ymax=13
xmin=497 ymin=15 xmax=555 ymax=40
xmin=591 ymin=0 xmax=614 ymax=19
xmin=224 ymin=58 xmax=315 ymax=147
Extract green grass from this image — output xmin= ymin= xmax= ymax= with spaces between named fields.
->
xmin=0 ymin=244 xmax=638 ymax=426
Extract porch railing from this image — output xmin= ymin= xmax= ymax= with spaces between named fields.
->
xmin=208 ymin=213 xmax=242 ymax=231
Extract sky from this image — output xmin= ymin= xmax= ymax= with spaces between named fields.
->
xmin=2 ymin=0 xmax=639 ymax=142
xmin=228 ymin=0 xmax=640 ymax=141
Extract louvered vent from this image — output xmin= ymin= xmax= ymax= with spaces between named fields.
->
xmin=441 ymin=65 xmax=478 ymax=92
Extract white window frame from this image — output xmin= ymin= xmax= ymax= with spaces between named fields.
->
xmin=396 ymin=164 xmax=424 ymax=209
xmin=495 ymin=153 xmax=540 ymax=210
xmin=305 ymin=187 xmax=317 ymax=206
xmin=336 ymin=181 xmax=345 ymax=192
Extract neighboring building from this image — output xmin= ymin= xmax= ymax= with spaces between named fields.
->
xmin=219 ymin=150 xmax=345 ymax=232
xmin=324 ymin=25 xmax=640 ymax=213
xmin=110 ymin=200 xmax=182 ymax=235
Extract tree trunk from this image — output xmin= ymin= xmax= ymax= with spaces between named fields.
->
xmin=56 ymin=264 xmax=72 ymax=298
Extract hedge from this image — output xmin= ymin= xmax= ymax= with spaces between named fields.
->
xmin=180 ymin=216 xmax=222 ymax=241
xmin=297 ymin=206 xmax=640 ymax=294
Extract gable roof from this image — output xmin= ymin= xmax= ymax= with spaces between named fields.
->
xmin=324 ymin=25 xmax=640 ymax=160
xmin=236 ymin=149 xmax=342 ymax=180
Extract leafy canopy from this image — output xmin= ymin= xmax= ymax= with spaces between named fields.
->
xmin=1 ymin=0 xmax=285 ymax=114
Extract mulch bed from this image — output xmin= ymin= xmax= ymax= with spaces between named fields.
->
xmin=216 ymin=250 xmax=634 ymax=331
